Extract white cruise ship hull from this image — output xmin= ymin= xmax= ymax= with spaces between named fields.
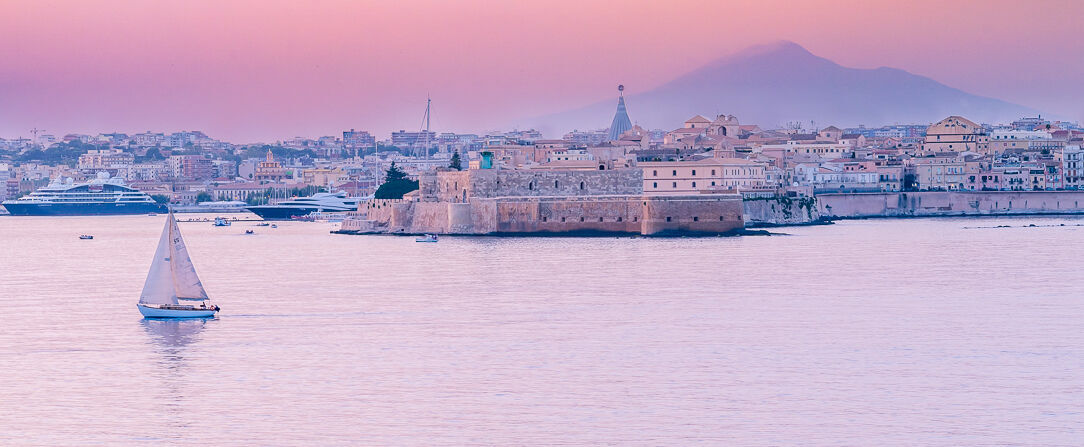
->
xmin=137 ymin=303 xmax=217 ymax=318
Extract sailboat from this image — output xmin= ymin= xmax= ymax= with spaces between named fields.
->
xmin=137 ymin=211 xmax=220 ymax=318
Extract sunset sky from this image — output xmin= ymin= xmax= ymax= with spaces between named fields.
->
xmin=1 ymin=0 xmax=1081 ymax=142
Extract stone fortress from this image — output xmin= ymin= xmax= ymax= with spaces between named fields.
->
xmin=339 ymin=168 xmax=746 ymax=236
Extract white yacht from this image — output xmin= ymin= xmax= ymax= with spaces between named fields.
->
xmin=245 ymin=192 xmax=365 ymax=220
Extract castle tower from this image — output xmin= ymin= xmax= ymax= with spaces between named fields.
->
xmin=607 ymin=85 xmax=633 ymax=141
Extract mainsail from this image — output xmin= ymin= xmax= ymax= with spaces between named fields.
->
xmin=140 ymin=212 xmax=209 ymax=304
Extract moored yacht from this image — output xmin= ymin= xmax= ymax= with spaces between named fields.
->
xmin=245 ymin=192 xmax=364 ymax=220
xmin=2 ymin=172 xmax=165 ymax=216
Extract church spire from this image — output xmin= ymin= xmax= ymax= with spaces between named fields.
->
xmin=607 ymin=84 xmax=633 ymax=141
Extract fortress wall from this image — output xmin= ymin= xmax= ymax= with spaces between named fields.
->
xmin=641 ymin=195 xmax=745 ymax=235
xmin=817 ymin=191 xmax=1084 ymax=218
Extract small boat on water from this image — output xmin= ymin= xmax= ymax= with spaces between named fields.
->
xmin=213 ymin=217 xmax=231 ymax=227
xmin=270 ymin=224 xmax=278 ymax=228
xmin=255 ymin=222 xmax=270 ymax=227
xmin=416 ymin=234 xmax=438 ymax=243
xmin=79 ymin=234 xmax=94 ymax=240
xmin=138 ymin=211 xmax=220 ymax=318
xmin=245 ymin=229 xmax=255 ymax=235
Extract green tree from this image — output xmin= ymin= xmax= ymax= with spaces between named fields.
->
xmin=374 ymin=162 xmax=419 ymax=199
xmin=150 ymin=194 xmax=170 ymax=204
xmin=195 ymin=192 xmax=212 ymax=203
xmin=449 ymin=151 xmax=462 ymax=171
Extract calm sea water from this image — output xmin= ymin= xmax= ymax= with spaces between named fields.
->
xmin=0 ymin=214 xmax=1081 ymax=446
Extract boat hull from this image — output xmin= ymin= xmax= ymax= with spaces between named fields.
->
xmin=245 ymin=206 xmax=352 ymax=220
xmin=2 ymin=202 xmax=166 ymax=216
xmin=137 ymin=304 xmax=217 ymax=318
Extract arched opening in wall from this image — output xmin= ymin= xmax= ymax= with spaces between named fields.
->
xmin=693 ymin=216 xmax=699 ymax=222
xmin=561 ymin=217 xmax=566 ymax=222
xmin=599 ymin=217 xmax=603 ymax=222
xmin=528 ymin=182 xmax=533 ymax=191
xmin=554 ymin=180 xmax=559 ymax=188
xmin=580 ymin=217 xmax=585 ymax=222
xmin=462 ymin=190 xmax=466 ymax=202
xmin=580 ymin=181 xmax=585 ymax=190
xmin=542 ymin=216 xmax=547 ymax=222
xmin=666 ymin=216 xmax=672 ymax=222
xmin=599 ymin=165 xmax=605 ymax=170
xmin=617 ymin=217 xmax=623 ymax=222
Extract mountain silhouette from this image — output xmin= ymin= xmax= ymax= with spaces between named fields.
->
xmin=531 ymin=41 xmax=1035 ymax=134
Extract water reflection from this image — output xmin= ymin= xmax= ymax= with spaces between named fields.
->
xmin=140 ymin=318 xmax=210 ymax=349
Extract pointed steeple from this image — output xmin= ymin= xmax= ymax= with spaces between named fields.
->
xmin=607 ymin=84 xmax=633 ymax=141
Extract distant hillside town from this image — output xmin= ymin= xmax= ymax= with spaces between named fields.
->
xmin=1 ymin=87 xmax=1083 ymax=208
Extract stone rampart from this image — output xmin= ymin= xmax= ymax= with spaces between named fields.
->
xmin=818 ymin=191 xmax=1084 ymax=218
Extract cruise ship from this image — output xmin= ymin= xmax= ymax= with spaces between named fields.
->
xmin=245 ymin=192 xmax=364 ymax=220
xmin=1 ymin=173 xmax=166 ymax=216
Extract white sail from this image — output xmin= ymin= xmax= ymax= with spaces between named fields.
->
xmin=140 ymin=214 xmax=179 ymax=305
xmin=167 ymin=213 xmax=209 ymax=301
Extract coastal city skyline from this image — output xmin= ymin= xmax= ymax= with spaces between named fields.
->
xmin=3 ymin=2 xmax=1083 ymax=445
xmin=2 ymin=0 xmax=1083 ymax=141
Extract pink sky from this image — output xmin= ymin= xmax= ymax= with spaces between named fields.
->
xmin=1 ymin=0 xmax=1081 ymax=142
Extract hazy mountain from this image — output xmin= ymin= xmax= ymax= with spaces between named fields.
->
xmin=530 ymin=41 xmax=1036 ymax=135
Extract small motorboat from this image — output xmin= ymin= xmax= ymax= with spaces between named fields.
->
xmin=147 ymin=213 xmax=158 ymax=216
xmin=255 ymin=222 xmax=270 ymax=227
xmin=415 ymin=234 xmax=439 ymax=243
xmin=213 ymin=217 xmax=231 ymax=227
xmin=245 ymin=229 xmax=255 ymax=235
xmin=79 ymin=234 xmax=94 ymax=240
xmin=270 ymin=224 xmax=278 ymax=228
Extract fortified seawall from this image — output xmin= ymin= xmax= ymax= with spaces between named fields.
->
xmin=742 ymin=195 xmax=821 ymax=227
xmin=817 ymin=191 xmax=1084 ymax=218
xmin=341 ymin=194 xmax=745 ymax=236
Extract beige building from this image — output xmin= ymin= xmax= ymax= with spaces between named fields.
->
xmin=914 ymin=156 xmax=966 ymax=190
xmin=77 ymin=149 xmax=134 ymax=171
xmin=922 ymin=116 xmax=989 ymax=155
xmin=640 ymin=158 xmax=766 ymax=195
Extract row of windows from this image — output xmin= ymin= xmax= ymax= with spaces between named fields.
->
xmin=649 ymin=168 xmax=759 ymax=177
xmin=538 ymin=215 xmax=729 ymax=223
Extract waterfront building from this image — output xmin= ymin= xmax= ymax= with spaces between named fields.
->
xmin=1064 ymin=145 xmax=1083 ymax=189
xmin=913 ymin=155 xmax=966 ymax=190
xmin=922 ymin=116 xmax=989 ymax=155
xmin=640 ymin=158 xmax=767 ymax=195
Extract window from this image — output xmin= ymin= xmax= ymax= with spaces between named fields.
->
xmin=579 ymin=181 xmax=585 ymax=190
xmin=692 ymin=182 xmax=697 ymax=187
xmin=693 ymin=216 xmax=699 ymax=222
xmin=711 ymin=169 xmax=716 ymax=176
xmin=580 ymin=217 xmax=585 ymax=222
xmin=711 ymin=181 xmax=716 ymax=186
xmin=692 ymin=170 xmax=697 ymax=176
xmin=528 ymin=182 xmax=533 ymax=191
xmin=542 ymin=216 xmax=547 ymax=222
xmin=617 ymin=217 xmax=622 ymax=222
xmin=598 ymin=217 xmax=603 ymax=222
xmin=666 ymin=216 xmax=672 ymax=222
xmin=719 ymin=216 xmax=724 ymax=221
xmin=653 ymin=182 xmax=658 ymax=188
xmin=554 ymin=180 xmax=558 ymax=188
xmin=672 ymin=170 xmax=677 ymax=176
xmin=653 ymin=170 xmax=657 ymax=176
xmin=672 ymin=182 xmax=677 ymax=188
xmin=561 ymin=217 xmax=566 ymax=222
